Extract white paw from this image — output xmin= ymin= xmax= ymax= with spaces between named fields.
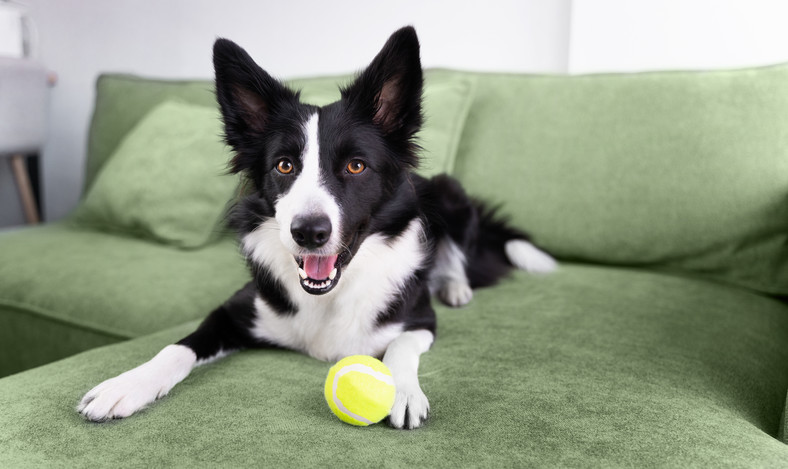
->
xmin=382 ymin=330 xmax=434 ymax=430
xmin=505 ymin=240 xmax=557 ymax=274
xmin=438 ymin=280 xmax=473 ymax=307
xmin=77 ymin=345 xmax=196 ymax=422
xmin=388 ymin=385 xmax=430 ymax=430
xmin=78 ymin=371 xmax=163 ymax=421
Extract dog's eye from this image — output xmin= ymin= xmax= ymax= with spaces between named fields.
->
xmin=346 ymin=159 xmax=366 ymax=175
xmin=276 ymin=159 xmax=294 ymax=175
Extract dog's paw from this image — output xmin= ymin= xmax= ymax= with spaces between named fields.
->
xmin=77 ymin=345 xmax=196 ymax=422
xmin=388 ymin=386 xmax=430 ymax=430
xmin=505 ymin=240 xmax=557 ymax=274
xmin=78 ymin=371 xmax=161 ymax=422
xmin=438 ymin=280 xmax=473 ymax=307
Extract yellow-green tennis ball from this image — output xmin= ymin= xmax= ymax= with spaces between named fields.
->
xmin=324 ymin=355 xmax=396 ymax=426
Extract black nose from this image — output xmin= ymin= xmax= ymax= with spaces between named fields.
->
xmin=290 ymin=215 xmax=332 ymax=249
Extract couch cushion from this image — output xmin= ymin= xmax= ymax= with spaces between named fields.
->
xmin=73 ymin=100 xmax=238 ymax=248
xmin=0 ymin=264 xmax=786 ymax=466
xmin=85 ymin=75 xmax=219 ymax=192
xmin=452 ymin=64 xmax=788 ymax=295
xmin=0 ymin=224 xmax=250 ymax=377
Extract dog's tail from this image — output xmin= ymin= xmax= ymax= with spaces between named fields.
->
xmin=421 ymin=174 xmax=557 ymax=291
xmin=471 ymin=203 xmax=558 ymax=282
xmin=503 ymin=238 xmax=557 ymax=274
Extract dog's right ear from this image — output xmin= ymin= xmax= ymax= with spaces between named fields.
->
xmin=213 ymin=38 xmax=298 ymax=173
xmin=341 ymin=27 xmax=423 ymax=169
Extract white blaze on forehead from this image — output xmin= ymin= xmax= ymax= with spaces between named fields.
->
xmin=274 ymin=112 xmax=341 ymax=253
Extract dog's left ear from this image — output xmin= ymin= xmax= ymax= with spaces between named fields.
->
xmin=343 ymin=26 xmax=423 ymax=141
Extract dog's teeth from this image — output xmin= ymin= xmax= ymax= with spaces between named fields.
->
xmin=304 ymin=279 xmax=332 ymax=290
xmin=298 ymin=268 xmax=307 ymax=280
xmin=329 ymin=268 xmax=337 ymax=280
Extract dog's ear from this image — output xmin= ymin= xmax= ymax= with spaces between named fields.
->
xmin=213 ymin=38 xmax=298 ymax=173
xmin=343 ymin=26 xmax=423 ymax=141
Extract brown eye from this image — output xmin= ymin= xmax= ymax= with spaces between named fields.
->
xmin=347 ymin=159 xmax=366 ymax=175
xmin=276 ymin=159 xmax=294 ymax=174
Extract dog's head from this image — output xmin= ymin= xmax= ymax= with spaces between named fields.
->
xmin=215 ymin=27 xmax=423 ymax=295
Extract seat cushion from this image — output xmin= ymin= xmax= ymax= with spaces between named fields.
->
xmin=0 ymin=264 xmax=786 ymax=466
xmin=0 ymin=224 xmax=250 ymax=376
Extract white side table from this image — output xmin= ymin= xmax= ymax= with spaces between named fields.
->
xmin=0 ymin=57 xmax=51 ymax=224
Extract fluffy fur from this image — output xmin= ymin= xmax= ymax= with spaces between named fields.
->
xmin=77 ymin=26 xmax=556 ymax=430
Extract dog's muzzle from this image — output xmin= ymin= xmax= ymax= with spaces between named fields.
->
xmin=290 ymin=215 xmax=342 ymax=294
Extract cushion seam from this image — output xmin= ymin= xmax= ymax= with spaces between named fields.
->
xmin=0 ymin=298 xmax=133 ymax=341
xmin=443 ymin=75 xmax=478 ymax=175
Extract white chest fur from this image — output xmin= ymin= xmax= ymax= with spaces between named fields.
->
xmin=243 ymin=218 xmax=427 ymax=362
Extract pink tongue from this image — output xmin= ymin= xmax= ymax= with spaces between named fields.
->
xmin=303 ymin=255 xmax=338 ymax=280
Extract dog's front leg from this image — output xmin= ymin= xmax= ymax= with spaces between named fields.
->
xmin=383 ymin=329 xmax=434 ymax=429
xmin=78 ymin=282 xmax=259 ymax=422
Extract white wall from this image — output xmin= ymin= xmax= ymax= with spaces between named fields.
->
xmin=2 ymin=0 xmax=570 ymax=226
xmin=569 ymin=0 xmax=788 ymax=73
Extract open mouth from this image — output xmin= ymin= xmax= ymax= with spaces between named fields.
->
xmin=296 ymin=253 xmax=343 ymax=295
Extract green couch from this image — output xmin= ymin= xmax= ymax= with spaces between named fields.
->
xmin=2 ymin=64 xmax=788 ymax=467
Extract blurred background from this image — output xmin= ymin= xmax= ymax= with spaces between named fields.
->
xmin=2 ymin=0 xmax=788 ymax=228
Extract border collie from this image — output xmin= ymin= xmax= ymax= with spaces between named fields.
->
xmin=77 ymin=26 xmax=556 ymax=429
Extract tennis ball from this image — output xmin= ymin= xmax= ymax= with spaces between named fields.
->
xmin=324 ymin=355 xmax=396 ymax=426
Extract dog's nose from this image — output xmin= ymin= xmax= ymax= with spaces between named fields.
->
xmin=290 ymin=215 xmax=332 ymax=249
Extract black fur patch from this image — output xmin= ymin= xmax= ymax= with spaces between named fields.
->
xmin=251 ymin=264 xmax=298 ymax=316
xmin=416 ymin=173 xmax=532 ymax=289
xmin=377 ymin=269 xmax=437 ymax=335
xmin=177 ymin=282 xmax=275 ymax=360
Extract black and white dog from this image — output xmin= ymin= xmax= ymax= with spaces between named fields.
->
xmin=78 ymin=27 xmax=556 ymax=429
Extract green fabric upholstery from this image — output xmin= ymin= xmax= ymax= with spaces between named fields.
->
xmin=0 ymin=265 xmax=786 ymax=466
xmin=450 ymin=65 xmax=788 ymax=295
xmin=74 ymin=101 xmax=238 ymax=248
xmin=0 ymin=304 xmax=119 ymax=380
xmin=0 ymin=224 xmax=249 ymax=377
xmin=3 ymin=64 xmax=788 ymax=465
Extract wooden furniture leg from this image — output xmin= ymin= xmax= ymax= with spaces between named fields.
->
xmin=9 ymin=154 xmax=40 ymax=224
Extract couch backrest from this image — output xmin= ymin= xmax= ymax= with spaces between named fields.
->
xmin=452 ymin=65 xmax=788 ymax=295
xmin=85 ymin=65 xmax=788 ymax=295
